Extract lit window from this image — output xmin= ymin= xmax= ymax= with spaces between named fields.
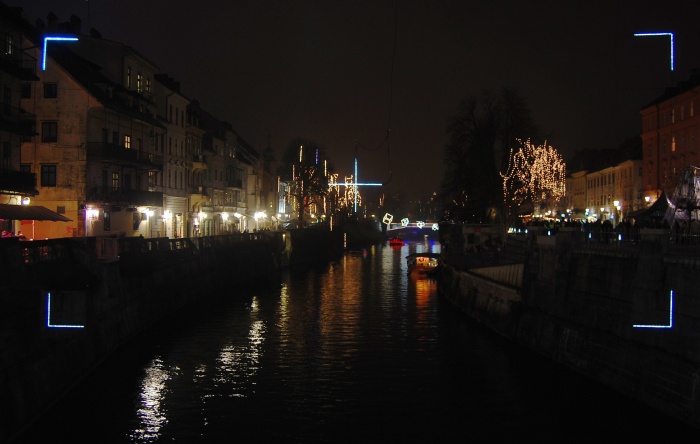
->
xmin=112 ymin=172 xmax=119 ymax=191
xmin=126 ymin=66 xmax=131 ymax=88
xmin=124 ymin=134 xmax=131 ymax=149
xmin=137 ymin=73 xmax=142 ymax=93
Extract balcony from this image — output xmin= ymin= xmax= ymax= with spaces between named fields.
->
xmin=0 ymin=44 xmax=38 ymax=81
xmin=0 ymin=168 xmax=38 ymax=195
xmin=86 ymin=142 xmax=163 ymax=171
xmin=192 ymin=154 xmax=207 ymax=172
xmin=86 ymin=186 xmax=163 ymax=207
xmin=226 ymin=178 xmax=243 ymax=189
xmin=0 ymin=104 xmax=36 ymax=137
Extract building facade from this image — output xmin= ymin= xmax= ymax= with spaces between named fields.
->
xmin=640 ymin=73 xmax=700 ymax=203
xmin=0 ymin=4 xmax=41 ymax=235
xmin=10 ymin=8 xmax=265 ymax=240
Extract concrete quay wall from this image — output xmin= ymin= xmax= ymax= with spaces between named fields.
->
xmin=1 ymin=228 xmax=343 ymax=443
xmin=438 ymin=225 xmax=700 ymax=429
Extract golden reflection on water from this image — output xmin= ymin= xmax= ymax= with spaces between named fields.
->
xmin=413 ymin=276 xmax=437 ymax=308
xmin=128 ymin=241 xmax=441 ymax=441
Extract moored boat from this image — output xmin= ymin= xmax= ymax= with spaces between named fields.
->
xmin=406 ymin=252 xmax=441 ymax=276
xmin=389 ymin=237 xmax=405 ymax=246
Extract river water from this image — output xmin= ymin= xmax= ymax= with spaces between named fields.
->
xmin=13 ymin=239 xmax=696 ymax=443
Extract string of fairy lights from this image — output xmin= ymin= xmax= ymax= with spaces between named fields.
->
xmin=501 ymin=139 xmax=566 ymax=209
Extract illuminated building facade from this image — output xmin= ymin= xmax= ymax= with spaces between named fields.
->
xmin=9 ymin=9 xmax=267 ymax=239
xmin=641 ymin=72 xmax=700 ymax=203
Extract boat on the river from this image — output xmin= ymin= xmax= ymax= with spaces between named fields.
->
xmin=406 ymin=252 xmax=441 ymax=276
xmin=389 ymin=237 xmax=405 ymax=246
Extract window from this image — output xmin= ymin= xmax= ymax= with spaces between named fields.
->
xmin=5 ymin=32 xmax=14 ymax=55
xmin=3 ymin=86 xmax=9 ymax=115
xmin=124 ymin=173 xmax=131 ymax=190
xmin=41 ymin=164 xmax=57 ymax=187
xmin=112 ymin=131 xmax=119 ymax=145
xmin=21 ymin=83 xmax=31 ymax=98
xmin=124 ymin=134 xmax=131 ymax=149
xmin=43 ymin=83 xmax=57 ymax=98
xmin=112 ymin=172 xmax=119 ymax=191
xmin=126 ymin=66 xmax=132 ymax=88
xmin=41 ymin=121 xmax=58 ymax=142
xmin=103 ymin=210 xmax=111 ymax=231
xmin=1 ymin=142 xmax=9 ymax=169
xmin=146 ymin=78 xmax=151 ymax=93
xmin=137 ymin=73 xmax=142 ymax=93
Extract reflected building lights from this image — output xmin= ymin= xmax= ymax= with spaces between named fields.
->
xmin=130 ymin=356 xmax=172 ymax=441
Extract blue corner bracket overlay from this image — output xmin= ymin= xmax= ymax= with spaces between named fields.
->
xmin=633 ymin=290 xmax=673 ymax=329
xmin=634 ymin=32 xmax=674 ymax=71
xmin=46 ymin=291 xmax=85 ymax=329
xmin=42 ymin=36 xmax=79 ymax=70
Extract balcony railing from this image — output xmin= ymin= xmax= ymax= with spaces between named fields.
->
xmin=86 ymin=142 xmax=163 ymax=170
xmin=226 ymin=178 xmax=243 ymax=189
xmin=0 ymin=43 xmax=38 ymax=80
xmin=0 ymin=168 xmax=38 ymax=195
xmin=0 ymin=104 xmax=36 ymax=137
xmin=86 ymin=186 xmax=163 ymax=207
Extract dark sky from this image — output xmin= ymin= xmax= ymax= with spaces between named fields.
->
xmin=9 ymin=0 xmax=700 ymax=198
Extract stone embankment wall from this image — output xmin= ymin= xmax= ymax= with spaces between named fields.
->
xmin=438 ymin=223 xmax=700 ymax=430
xmin=1 ymin=228 xmax=343 ymax=443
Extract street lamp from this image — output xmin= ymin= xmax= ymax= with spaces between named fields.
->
xmin=163 ymin=210 xmax=172 ymax=238
xmin=222 ymin=212 xmax=229 ymax=233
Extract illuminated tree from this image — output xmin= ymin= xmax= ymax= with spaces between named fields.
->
xmin=278 ymin=138 xmax=332 ymax=227
xmin=440 ymin=88 xmax=539 ymax=223
xmin=500 ymin=138 xmax=566 ymax=222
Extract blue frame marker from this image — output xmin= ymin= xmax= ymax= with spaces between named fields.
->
xmin=42 ymin=36 xmax=79 ymax=70
xmin=634 ymin=32 xmax=674 ymax=71
xmin=46 ymin=291 xmax=85 ymax=329
xmin=633 ymin=290 xmax=673 ymax=329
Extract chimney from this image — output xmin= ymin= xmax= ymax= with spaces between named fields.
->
xmin=69 ymin=14 xmax=82 ymax=34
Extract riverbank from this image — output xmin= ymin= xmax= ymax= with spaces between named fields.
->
xmin=1 ymin=228 xmax=343 ymax=443
xmin=437 ymin=223 xmax=700 ymax=430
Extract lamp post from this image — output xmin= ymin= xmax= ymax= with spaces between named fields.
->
xmin=163 ymin=210 xmax=172 ymax=238
xmin=234 ymin=212 xmax=242 ymax=232
xmin=222 ymin=212 xmax=229 ymax=234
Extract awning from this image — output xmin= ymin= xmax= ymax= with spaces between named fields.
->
xmin=0 ymin=204 xmax=72 ymax=222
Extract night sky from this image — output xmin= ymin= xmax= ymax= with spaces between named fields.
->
xmin=9 ymin=0 xmax=700 ymax=199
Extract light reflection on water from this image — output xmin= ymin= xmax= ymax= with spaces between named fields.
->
xmin=13 ymin=239 xmax=698 ymax=443
xmin=130 ymin=357 xmax=172 ymax=442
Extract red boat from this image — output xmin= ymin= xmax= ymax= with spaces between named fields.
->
xmin=389 ymin=237 xmax=404 ymax=246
